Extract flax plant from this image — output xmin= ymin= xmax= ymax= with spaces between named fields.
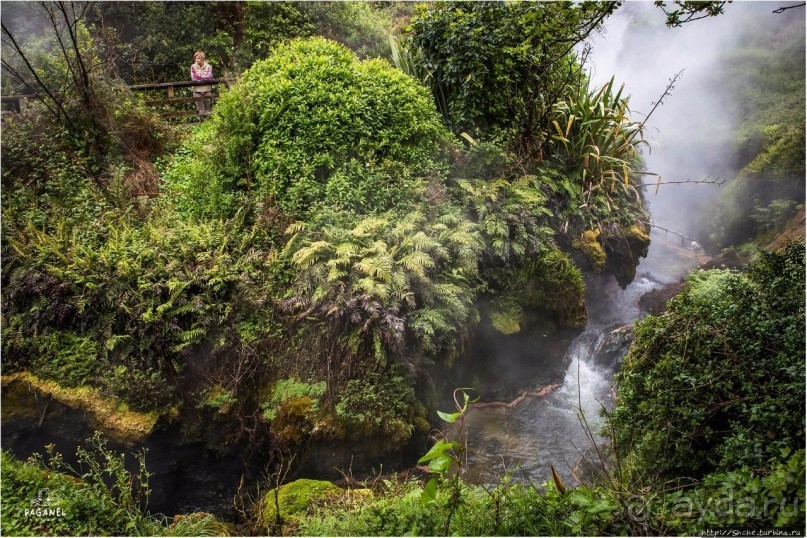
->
xmin=549 ymin=77 xmax=646 ymax=202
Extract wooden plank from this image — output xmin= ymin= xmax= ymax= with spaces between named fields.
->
xmin=145 ymin=96 xmax=209 ymax=106
xmin=160 ymin=110 xmax=205 ymax=119
xmin=0 ymin=96 xmax=26 ymax=113
xmin=1 ymin=95 xmax=34 ymax=102
xmin=128 ymin=78 xmax=235 ymax=91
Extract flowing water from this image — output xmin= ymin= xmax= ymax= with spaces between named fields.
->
xmin=461 ymin=2 xmax=742 ymax=485
xmin=463 ymin=233 xmax=705 ymax=485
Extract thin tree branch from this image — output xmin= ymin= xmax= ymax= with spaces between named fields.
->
xmin=773 ymin=2 xmax=806 ymax=13
xmin=1 ymin=21 xmax=75 ymax=129
xmin=56 ymin=1 xmax=92 ymax=99
xmin=639 ymin=219 xmax=700 ymax=244
xmin=635 ymin=70 xmax=683 ymax=136
xmin=538 ymin=2 xmax=619 ymax=70
xmin=41 ymin=2 xmax=83 ymax=91
xmin=638 ymin=176 xmax=725 ymax=187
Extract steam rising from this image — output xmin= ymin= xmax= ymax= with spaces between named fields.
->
xmin=587 ymin=2 xmax=802 ymax=238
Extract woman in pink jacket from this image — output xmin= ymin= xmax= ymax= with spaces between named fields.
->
xmin=190 ymin=50 xmax=213 ymax=115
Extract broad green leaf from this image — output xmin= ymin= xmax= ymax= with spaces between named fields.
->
xmin=421 ymin=477 xmax=438 ymax=504
xmin=437 ymin=410 xmax=461 ymax=423
xmin=428 ymin=454 xmax=453 ymax=473
xmin=417 ymin=439 xmax=457 ymax=464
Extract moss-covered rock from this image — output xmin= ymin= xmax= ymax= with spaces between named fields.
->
xmin=489 ymin=305 xmax=523 ymax=335
xmin=262 ymin=479 xmax=341 ymax=525
xmin=573 ymin=229 xmax=607 ymax=272
xmin=604 ymin=222 xmax=651 ymax=288
xmin=1 ymin=372 xmax=166 ymax=445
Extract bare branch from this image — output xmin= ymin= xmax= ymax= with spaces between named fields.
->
xmin=773 ymin=3 xmax=806 ymax=13
xmin=41 ymin=1 xmax=83 ymax=91
xmin=638 ymin=176 xmax=725 ymax=187
xmin=57 ymin=1 xmax=92 ymax=96
xmin=1 ymin=20 xmax=74 ymax=129
xmin=639 ymin=219 xmax=700 ymax=244
xmin=638 ymin=70 xmax=683 ymax=134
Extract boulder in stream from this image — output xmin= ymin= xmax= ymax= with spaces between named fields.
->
xmin=594 ymin=324 xmax=634 ymax=369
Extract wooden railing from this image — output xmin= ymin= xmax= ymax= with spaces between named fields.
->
xmin=130 ymin=78 xmax=235 ymax=120
xmin=1 ymin=94 xmax=33 ymax=113
xmin=1 ymin=77 xmax=236 ymax=121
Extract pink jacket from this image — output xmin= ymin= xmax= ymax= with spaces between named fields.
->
xmin=190 ymin=62 xmax=213 ymax=92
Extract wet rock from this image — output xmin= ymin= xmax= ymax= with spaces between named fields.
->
xmin=594 ymin=324 xmax=634 ymax=369
xmin=572 ymin=229 xmax=607 ymax=272
xmin=569 ymin=222 xmax=651 ymax=289
xmin=1 ymin=372 xmax=268 ymax=520
xmin=1 ymin=372 xmax=162 ymax=445
xmin=603 ymin=222 xmax=651 ymax=289
xmin=638 ymin=281 xmax=686 ymax=314
xmin=261 ymin=478 xmax=341 ymax=525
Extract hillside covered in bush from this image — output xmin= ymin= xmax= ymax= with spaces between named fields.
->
xmin=1 ymin=1 xmax=803 ymax=536
xmin=2 ymin=2 xmax=650 ymax=455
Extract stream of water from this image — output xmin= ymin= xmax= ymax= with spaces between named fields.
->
xmin=463 ymin=233 xmax=705 ymax=485
xmin=461 ymin=2 xmax=738 ymax=485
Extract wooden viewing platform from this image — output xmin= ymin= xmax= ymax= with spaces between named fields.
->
xmin=1 ymin=77 xmax=236 ymax=121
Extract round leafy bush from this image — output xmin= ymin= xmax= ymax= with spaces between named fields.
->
xmin=167 ymin=37 xmax=450 ymax=220
xmin=611 ymin=243 xmax=805 ymax=479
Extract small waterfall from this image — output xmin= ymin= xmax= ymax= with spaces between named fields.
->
xmin=462 ymin=268 xmax=663 ymax=485
xmin=460 ymin=3 xmax=744 ymax=487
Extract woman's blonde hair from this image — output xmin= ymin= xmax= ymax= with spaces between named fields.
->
xmin=194 ymin=50 xmax=206 ymax=60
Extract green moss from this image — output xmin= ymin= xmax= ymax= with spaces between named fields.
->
xmin=262 ymin=379 xmax=326 ymax=421
xmin=487 ymin=247 xmax=586 ymax=331
xmin=489 ymin=302 xmax=523 ymax=334
xmin=574 ymin=229 xmax=607 ymax=272
xmin=623 ymin=223 xmax=650 ymax=244
xmin=198 ymin=385 xmax=237 ymax=414
xmin=262 ymin=479 xmax=341 ymax=524
xmin=1 ymin=372 xmax=162 ymax=445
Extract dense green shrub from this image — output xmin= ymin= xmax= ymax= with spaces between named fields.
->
xmin=406 ymin=1 xmax=616 ymax=145
xmin=650 ymin=450 xmax=805 ymax=533
xmin=282 ymin=205 xmax=482 ymax=373
xmin=166 ymin=37 xmax=450 ymax=221
xmin=2 ymin=207 xmax=268 ymax=410
xmin=293 ymin=475 xmax=636 ymax=536
xmin=1 ymin=437 xmax=232 ymax=537
xmin=1 ymin=437 xmax=156 ymax=536
xmin=335 ymin=373 xmax=418 ymax=443
xmin=611 ymin=243 xmax=805 ymax=478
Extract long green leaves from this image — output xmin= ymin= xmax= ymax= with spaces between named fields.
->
xmin=549 ymin=77 xmax=646 ymax=197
